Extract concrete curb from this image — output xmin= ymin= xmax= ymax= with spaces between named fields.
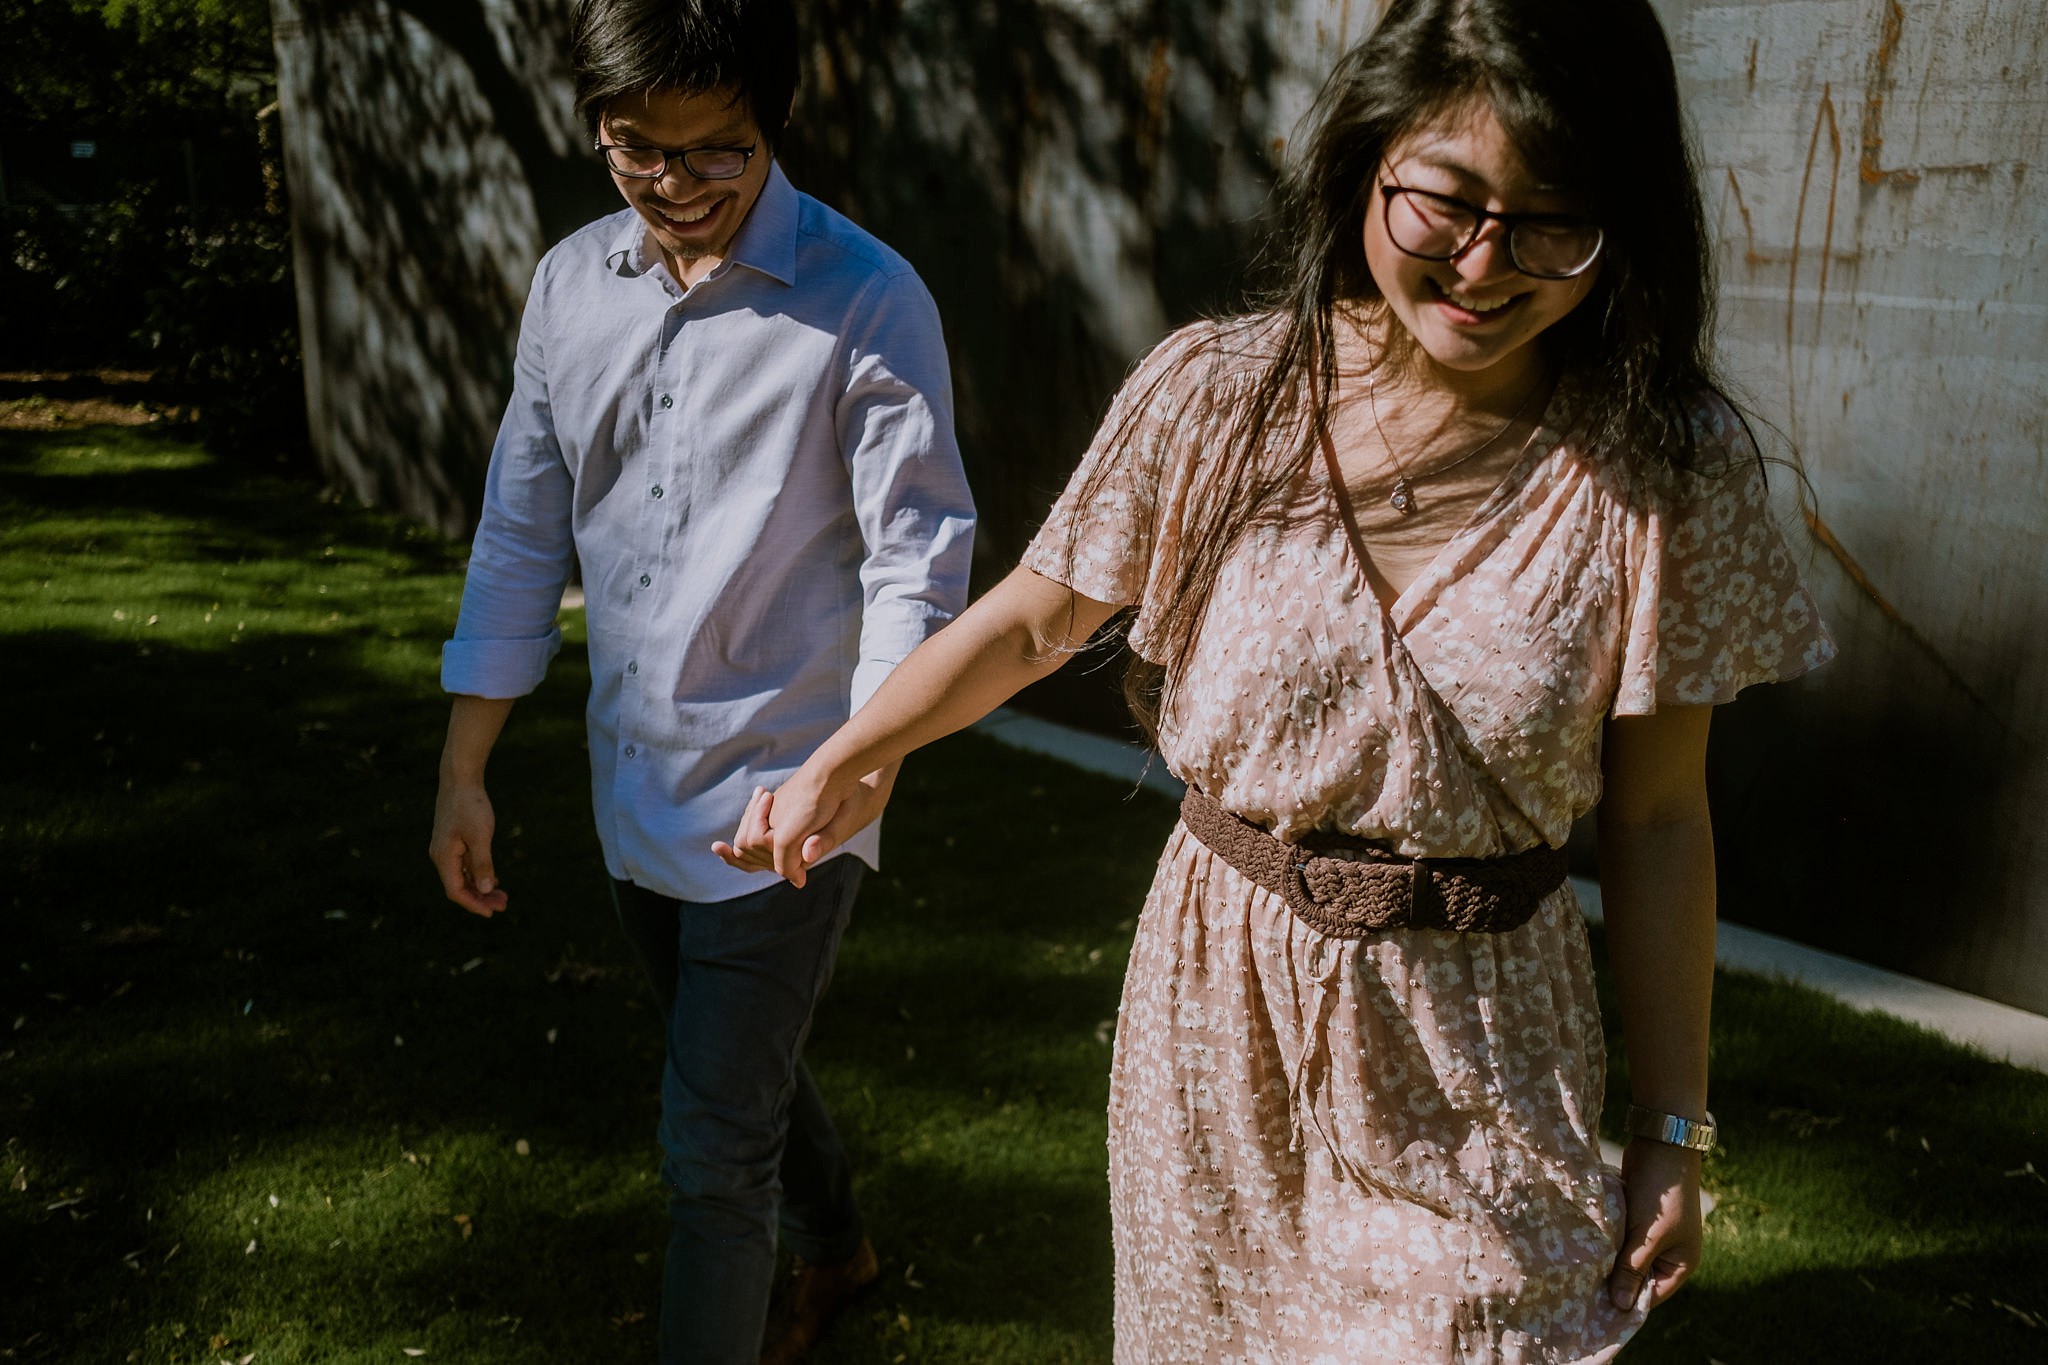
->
xmin=970 ymin=707 xmax=2048 ymax=1075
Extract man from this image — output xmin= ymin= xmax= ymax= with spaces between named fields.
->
xmin=425 ymin=2 xmax=974 ymax=1360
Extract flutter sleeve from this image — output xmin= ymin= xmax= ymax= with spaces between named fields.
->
xmin=1019 ymin=322 xmax=1219 ymax=631
xmin=1610 ymin=399 xmax=1837 ymax=714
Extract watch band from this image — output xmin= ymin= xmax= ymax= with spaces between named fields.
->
xmin=1626 ymin=1104 xmax=1718 ymax=1152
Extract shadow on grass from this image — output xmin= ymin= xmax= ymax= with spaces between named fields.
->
xmin=6 ymin=426 xmax=2046 ymax=1363
xmin=0 ymin=421 xmax=461 ymax=573
xmin=1628 ymin=1252 xmax=2046 ymax=1361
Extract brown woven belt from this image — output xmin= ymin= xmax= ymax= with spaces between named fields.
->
xmin=1178 ymin=788 xmax=1567 ymax=937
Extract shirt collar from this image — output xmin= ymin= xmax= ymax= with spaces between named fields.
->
xmin=604 ymin=161 xmax=799 ymax=288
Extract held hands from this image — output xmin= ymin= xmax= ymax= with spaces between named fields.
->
xmin=1607 ymin=1138 xmax=1705 ymax=1313
xmin=712 ymin=760 xmax=900 ymax=887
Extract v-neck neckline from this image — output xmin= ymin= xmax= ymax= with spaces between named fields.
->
xmin=1314 ymin=389 xmax=1566 ymax=635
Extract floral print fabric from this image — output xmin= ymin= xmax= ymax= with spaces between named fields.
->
xmin=1022 ymin=320 xmax=1834 ymax=1363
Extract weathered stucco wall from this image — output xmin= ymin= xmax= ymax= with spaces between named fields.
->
xmin=1657 ymin=0 xmax=2048 ymax=1011
xmin=272 ymin=0 xmax=2048 ymax=1010
xmin=269 ymin=0 xmax=614 ymax=536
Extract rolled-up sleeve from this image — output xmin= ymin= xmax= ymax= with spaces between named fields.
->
xmin=838 ymin=269 xmax=976 ymax=714
xmin=441 ymin=264 xmax=574 ymax=699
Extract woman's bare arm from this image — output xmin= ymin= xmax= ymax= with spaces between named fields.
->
xmin=1596 ymin=702 xmax=1716 ymax=1312
xmin=713 ymin=565 xmax=1123 ymax=886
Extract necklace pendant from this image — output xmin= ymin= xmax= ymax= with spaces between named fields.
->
xmin=1389 ymin=477 xmax=1416 ymax=515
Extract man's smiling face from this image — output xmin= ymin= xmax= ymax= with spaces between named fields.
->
xmin=600 ymin=85 xmax=770 ymax=286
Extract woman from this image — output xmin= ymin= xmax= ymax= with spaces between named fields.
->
xmin=718 ymin=0 xmax=1833 ymax=1358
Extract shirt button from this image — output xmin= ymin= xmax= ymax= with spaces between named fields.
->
xmin=659 ymin=394 xmax=673 ymax=409
xmin=638 ymin=573 xmax=651 ymax=588
xmin=651 ymin=485 xmax=664 ymax=499
xmin=626 ymin=661 xmax=638 ymax=675
xmin=623 ymin=745 xmax=636 ymax=758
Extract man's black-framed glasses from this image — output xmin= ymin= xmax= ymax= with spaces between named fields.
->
xmin=1377 ymin=181 xmax=1603 ymax=280
xmin=597 ymin=140 xmax=758 ymax=181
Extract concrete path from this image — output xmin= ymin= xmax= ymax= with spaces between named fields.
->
xmin=971 ymin=707 xmax=2048 ymax=1075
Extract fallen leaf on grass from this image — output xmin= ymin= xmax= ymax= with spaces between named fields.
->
xmin=515 ymin=1139 xmax=531 ymax=1156
xmin=402 ymin=1350 xmax=427 ymax=1358
xmin=544 ymin=955 xmax=610 ymax=987
xmin=94 ymin=923 xmax=166 ymax=948
xmin=452 ymin=1214 xmax=472 ymax=1239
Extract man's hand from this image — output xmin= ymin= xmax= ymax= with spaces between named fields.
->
xmin=431 ymin=695 xmax=516 ymax=916
xmin=1607 ymin=1138 xmax=1704 ymax=1312
xmin=429 ymin=776 xmax=509 ymax=917
xmin=712 ymin=762 xmax=900 ymax=886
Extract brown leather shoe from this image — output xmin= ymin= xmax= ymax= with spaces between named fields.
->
xmin=758 ymin=1236 xmax=879 ymax=1365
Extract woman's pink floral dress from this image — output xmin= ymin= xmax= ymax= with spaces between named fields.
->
xmin=1021 ymin=322 xmax=1834 ymax=1364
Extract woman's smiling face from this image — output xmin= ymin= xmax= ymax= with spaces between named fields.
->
xmin=1363 ymin=98 xmax=1602 ymax=384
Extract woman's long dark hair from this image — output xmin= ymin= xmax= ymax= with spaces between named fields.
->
xmin=1089 ymin=0 xmax=1729 ymax=738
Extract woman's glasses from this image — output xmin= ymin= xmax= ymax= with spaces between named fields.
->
xmin=1377 ymin=181 xmax=1603 ymax=280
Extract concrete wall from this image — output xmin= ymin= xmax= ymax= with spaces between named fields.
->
xmin=1657 ymin=0 xmax=2048 ymax=1012
xmin=272 ymin=0 xmax=2048 ymax=1010
xmin=269 ymin=0 xmax=615 ymax=536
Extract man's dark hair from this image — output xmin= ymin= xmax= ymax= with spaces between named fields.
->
xmin=571 ymin=0 xmax=799 ymax=152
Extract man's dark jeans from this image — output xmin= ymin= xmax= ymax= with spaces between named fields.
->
xmin=611 ymin=858 xmax=866 ymax=1364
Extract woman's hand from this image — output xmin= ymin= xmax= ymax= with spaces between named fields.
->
xmin=711 ymin=568 xmax=1124 ymax=885
xmin=1608 ymin=1137 xmax=1705 ymax=1311
xmin=712 ymin=761 xmax=900 ymax=887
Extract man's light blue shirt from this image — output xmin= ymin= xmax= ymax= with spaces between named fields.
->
xmin=442 ymin=164 xmax=975 ymax=902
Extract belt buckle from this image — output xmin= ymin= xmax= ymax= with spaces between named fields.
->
xmin=1282 ymin=849 xmax=1400 ymax=938
xmin=1408 ymin=857 xmax=1441 ymax=929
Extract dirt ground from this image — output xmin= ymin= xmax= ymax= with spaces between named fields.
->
xmin=0 ymin=371 xmax=165 ymax=429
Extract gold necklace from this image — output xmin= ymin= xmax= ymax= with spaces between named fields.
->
xmin=1364 ymin=368 xmax=1546 ymax=516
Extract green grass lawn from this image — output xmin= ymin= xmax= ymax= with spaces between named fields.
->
xmin=3 ymin=416 xmax=2044 ymax=1363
